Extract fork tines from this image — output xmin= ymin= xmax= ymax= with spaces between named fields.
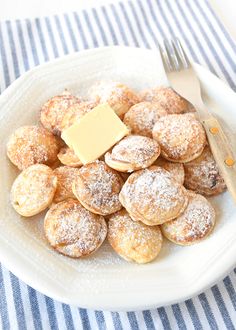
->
xmin=159 ymin=38 xmax=190 ymax=72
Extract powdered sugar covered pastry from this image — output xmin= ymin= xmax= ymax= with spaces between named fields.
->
xmin=57 ymin=147 xmax=82 ymax=167
xmin=40 ymin=90 xmax=79 ymax=135
xmin=154 ymin=157 xmax=185 ymax=185
xmin=60 ymin=101 xmax=97 ymax=131
xmin=73 ymin=161 xmax=123 ymax=215
xmin=123 ymin=101 xmax=168 ymax=137
xmin=88 ymin=81 xmax=139 ymax=117
xmin=108 ymin=209 xmax=163 ymax=264
xmin=184 ymin=146 xmax=226 ymax=196
xmin=140 ymin=86 xmax=188 ymax=114
xmin=53 ymin=166 xmax=79 ymax=203
xmin=161 ymin=191 xmax=215 ymax=245
xmin=153 ymin=113 xmax=206 ymax=163
xmin=105 ymin=135 xmax=160 ymax=172
xmin=44 ymin=199 xmax=107 ymax=258
xmin=11 ymin=164 xmax=57 ymax=217
xmin=119 ymin=166 xmax=188 ymax=225
xmin=7 ymin=125 xmax=60 ymax=170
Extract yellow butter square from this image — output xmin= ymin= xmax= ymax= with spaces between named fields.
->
xmin=61 ymin=103 xmax=129 ymax=164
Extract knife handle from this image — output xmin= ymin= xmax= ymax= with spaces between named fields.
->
xmin=202 ymin=116 xmax=236 ymax=203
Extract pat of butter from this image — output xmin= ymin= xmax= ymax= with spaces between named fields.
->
xmin=61 ymin=103 xmax=129 ymax=164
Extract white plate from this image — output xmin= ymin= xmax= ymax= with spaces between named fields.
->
xmin=0 ymin=46 xmax=236 ymax=311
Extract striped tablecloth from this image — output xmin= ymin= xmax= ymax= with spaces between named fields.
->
xmin=0 ymin=0 xmax=236 ymax=329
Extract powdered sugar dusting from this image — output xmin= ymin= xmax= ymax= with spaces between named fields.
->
xmin=45 ymin=199 xmax=107 ymax=257
xmin=7 ymin=125 xmax=59 ymax=170
xmin=124 ymin=102 xmax=168 ymax=137
xmin=154 ymin=158 xmax=185 ymax=185
xmin=57 ymin=147 xmax=82 ymax=167
xmin=90 ymin=81 xmax=124 ymax=102
xmin=11 ymin=164 xmax=57 ymax=216
xmin=140 ymin=86 xmax=188 ymax=114
xmin=108 ymin=209 xmax=162 ymax=263
xmin=153 ymin=113 xmax=206 ymax=162
xmin=74 ymin=161 xmax=123 ymax=215
xmin=61 ymin=101 xmax=96 ymax=131
xmin=162 ymin=192 xmax=215 ymax=244
xmin=89 ymin=81 xmax=137 ymax=104
xmin=120 ymin=167 xmax=188 ymax=224
xmin=53 ymin=166 xmax=79 ymax=203
xmin=40 ymin=90 xmax=79 ymax=134
xmin=110 ymin=135 xmax=160 ymax=167
xmin=88 ymin=81 xmax=139 ymax=116
xmin=184 ymin=146 xmax=226 ymax=195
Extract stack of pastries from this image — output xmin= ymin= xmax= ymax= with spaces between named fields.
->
xmin=7 ymin=82 xmax=226 ymax=264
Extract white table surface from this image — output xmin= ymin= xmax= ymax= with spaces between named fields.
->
xmin=0 ymin=0 xmax=236 ymax=42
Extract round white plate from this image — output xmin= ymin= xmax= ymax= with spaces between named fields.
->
xmin=0 ymin=46 xmax=236 ymax=311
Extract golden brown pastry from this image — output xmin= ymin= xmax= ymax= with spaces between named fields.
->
xmin=184 ymin=146 xmax=226 ymax=196
xmin=119 ymin=166 xmax=188 ymax=225
xmin=161 ymin=191 xmax=215 ymax=245
xmin=44 ymin=199 xmax=107 ymax=258
xmin=88 ymin=81 xmax=139 ymax=117
xmin=50 ymin=158 xmax=63 ymax=170
xmin=108 ymin=209 xmax=163 ymax=263
xmin=11 ymin=164 xmax=57 ymax=217
xmin=73 ymin=160 xmax=123 ymax=215
xmin=153 ymin=113 xmax=206 ymax=163
xmin=53 ymin=166 xmax=79 ymax=203
xmin=40 ymin=90 xmax=79 ymax=135
xmin=154 ymin=157 xmax=185 ymax=185
xmin=105 ymin=135 xmax=160 ymax=172
xmin=120 ymin=172 xmax=130 ymax=182
xmin=60 ymin=101 xmax=97 ymax=131
xmin=57 ymin=147 xmax=82 ymax=167
xmin=7 ymin=125 xmax=60 ymax=170
xmin=123 ymin=101 xmax=167 ymax=137
xmin=140 ymin=86 xmax=188 ymax=114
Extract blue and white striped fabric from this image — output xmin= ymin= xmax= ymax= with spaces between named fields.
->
xmin=0 ymin=0 xmax=236 ymax=329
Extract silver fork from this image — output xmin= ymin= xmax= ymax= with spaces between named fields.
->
xmin=159 ymin=38 xmax=236 ymax=202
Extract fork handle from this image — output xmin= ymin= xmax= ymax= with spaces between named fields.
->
xmin=202 ymin=116 xmax=236 ymax=202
